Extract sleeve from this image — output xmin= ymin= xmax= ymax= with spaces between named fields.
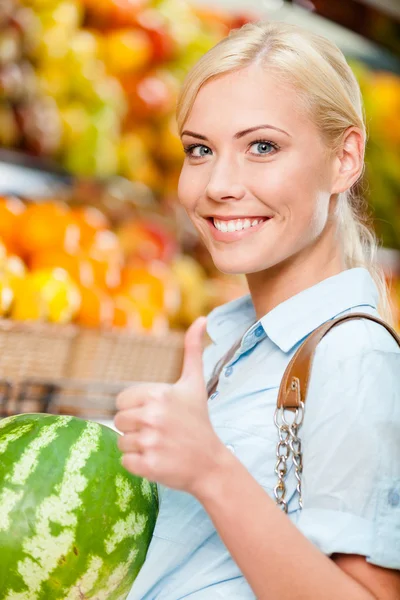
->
xmin=294 ymin=348 xmax=400 ymax=569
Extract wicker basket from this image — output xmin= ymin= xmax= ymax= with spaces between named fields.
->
xmin=0 ymin=319 xmax=186 ymax=419
xmin=65 ymin=327 xmax=185 ymax=384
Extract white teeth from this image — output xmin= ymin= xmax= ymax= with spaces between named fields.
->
xmin=213 ymin=217 xmax=266 ymax=232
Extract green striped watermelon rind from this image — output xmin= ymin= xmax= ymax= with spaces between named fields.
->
xmin=0 ymin=413 xmax=159 ymax=600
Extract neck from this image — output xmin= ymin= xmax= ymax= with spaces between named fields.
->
xmin=246 ymin=241 xmax=346 ymax=322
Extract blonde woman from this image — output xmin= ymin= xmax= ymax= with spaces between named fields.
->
xmin=115 ymin=20 xmax=400 ymax=599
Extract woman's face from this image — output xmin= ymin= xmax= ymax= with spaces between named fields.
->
xmin=177 ymin=64 xmax=340 ymax=275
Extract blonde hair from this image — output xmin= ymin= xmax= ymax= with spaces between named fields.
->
xmin=176 ymin=20 xmax=393 ymax=324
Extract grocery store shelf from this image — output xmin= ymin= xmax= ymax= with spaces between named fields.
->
xmin=0 ymin=149 xmax=71 ymax=196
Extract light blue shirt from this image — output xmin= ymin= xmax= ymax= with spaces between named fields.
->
xmin=128 ymin=268 xmax=400 ymax=599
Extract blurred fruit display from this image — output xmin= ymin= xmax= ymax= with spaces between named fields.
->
xmin=0 ymin=0 xmax=398 ymax=246
xmin=0 ymin=0 xmax=399 ymax=327
xmin=0 ymin=194 xmax=228 ymax=332
xmin=349 ymin=61 xmax=400 ymax=252
xmin=0 ymin=0 xmax=251 ymax=191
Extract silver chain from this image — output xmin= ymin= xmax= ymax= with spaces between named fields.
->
xmin=273 ymin=395 xmax=305 ymax=513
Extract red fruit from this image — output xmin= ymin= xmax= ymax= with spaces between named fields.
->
xmin=83 ymin=0 xmax=150 ymax=29
xmin=121 ymin=70 xmax=177 ymax=121
xmin=118 ymin=219 xmax=179 ymax=263
xmin=135 ymin=9 xmax=178 ymax=63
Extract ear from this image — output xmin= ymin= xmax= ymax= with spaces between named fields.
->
xmin=331 ymin=127 xmax=365 ymax=194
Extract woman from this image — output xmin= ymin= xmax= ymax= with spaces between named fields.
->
xmin=115 ymin=20 xmax=400 ymax=599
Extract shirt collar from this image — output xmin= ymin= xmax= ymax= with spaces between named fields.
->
xmin=207 ymin=268 xmax=379 ymax=352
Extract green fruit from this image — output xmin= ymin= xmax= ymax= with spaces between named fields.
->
xmin=0 ymin=413 xmax=158 ymax=599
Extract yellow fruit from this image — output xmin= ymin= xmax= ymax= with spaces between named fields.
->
xmin=29 ymin=249 xmax=95 ymax=287
xmin=11 ymin=278 xmax=46 ymax=322
xmin=30 ymin=268 xmax=81 ymax=324
xmin=12 ymin=268 xmax=81 ymax=324
xmin=103 ymin=29 xmax=152 ymax=74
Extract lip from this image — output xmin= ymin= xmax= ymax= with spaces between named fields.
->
xmin=206 ymin=216 xmax=271 ymax=242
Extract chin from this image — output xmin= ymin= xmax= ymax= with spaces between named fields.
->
xmin=211 ymin=256 xmax=264 ymax=276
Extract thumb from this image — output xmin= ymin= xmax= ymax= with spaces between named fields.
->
xmin=177 ymin=316 xmax=208 ymax=389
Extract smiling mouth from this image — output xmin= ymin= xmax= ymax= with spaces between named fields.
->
xmin=207 ymin=216 xmax=270 ymax=232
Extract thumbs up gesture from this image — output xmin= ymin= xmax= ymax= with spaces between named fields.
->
xmin=114 ymin=317 xmax=227 ymax=497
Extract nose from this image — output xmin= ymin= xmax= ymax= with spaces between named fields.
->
xmin=205 ymin=157 xmax=246 ymax=203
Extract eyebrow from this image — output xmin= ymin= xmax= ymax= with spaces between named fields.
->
xmin=180 ymin=124 xmax=291 ymax=140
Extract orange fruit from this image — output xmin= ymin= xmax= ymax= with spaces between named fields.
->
xmin=84 ymin=230 xmax=123 ymax=290
xmin=85 ymin=229 xmax=123 ymax=262
xmin=0 ymin=196 xmax=26 ymax=254
xmin=16 ymin=201 xmax=80 ymax=258
xmin=88 ymin=256 xmax=121 ymax=291
xmin=72 ymin=206 xmax=110 ymax=247
xmin=119 ymin=260 xmax=180 ymax=316
xmin=30 ymin=249 xmax=95 ymax=288
xmin=130 ymin=298 xmax=169 ymax=334
xmin=75 ymin=284 xmax=114 ymax=328
xmin=112 ymin=294 xmax=141 ymax=330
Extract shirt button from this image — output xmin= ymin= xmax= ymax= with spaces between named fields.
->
xmin=209 ymin=391 xmax=219 ymax=400
xmin=255 ymin=325 xmax=264 ymax=338
xmin=388 ymin=489 xmax=400 ymax=507
xmin=226 ymin=444 xmax=235 ymax=454
xmin=225 ymin=366 xmax=233 ymax=377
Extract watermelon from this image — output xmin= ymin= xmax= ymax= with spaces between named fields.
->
xmin=0 ymin=413 xmax=158 ymax=600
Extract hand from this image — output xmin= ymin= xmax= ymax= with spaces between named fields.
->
xmin=114 ymin=316 xmax=228 ymax=497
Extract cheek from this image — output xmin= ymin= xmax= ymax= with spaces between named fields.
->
xmin=177 ymin=167 xmax=201 ymax=213
xmin=177 ymin=169 xmax=192 ymax=210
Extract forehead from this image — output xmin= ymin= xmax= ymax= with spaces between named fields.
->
xmin=184 ymin=64 xmax=310 ymax=136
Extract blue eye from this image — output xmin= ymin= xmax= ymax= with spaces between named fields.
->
xmin=183 ymin=144 xmax=212 ymax=158
xmin=249 ymin=140 xmax=279 ymax=155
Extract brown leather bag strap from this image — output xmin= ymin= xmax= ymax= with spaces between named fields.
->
xmin=277 ymin=312 xmax=400 ymax=411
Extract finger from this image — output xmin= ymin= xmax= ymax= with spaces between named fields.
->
xmin=121 ymin=452 xmax=151 ymax=479
xmin=114 ymin=408 xmax=142 ymax=434
xmin=116 ymin=382 xmax=170 ymax=411
xmin=116 ymin=385 xmax=146 ymax=412
xmin=178 ymin=316 xmax=208 ymax=386
xmin=117 ymin=432 xmax=143 ymax=454
xmin=114 ymin=404 xmax=165 ymax=433
xmin=118 ymin=429 xmax=160 ymax=454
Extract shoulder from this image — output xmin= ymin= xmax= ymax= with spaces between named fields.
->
xmin=313 ymin=308 xmax=400 ymax=368
xmin=304 ymin=308 xmax=400 ymax=418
